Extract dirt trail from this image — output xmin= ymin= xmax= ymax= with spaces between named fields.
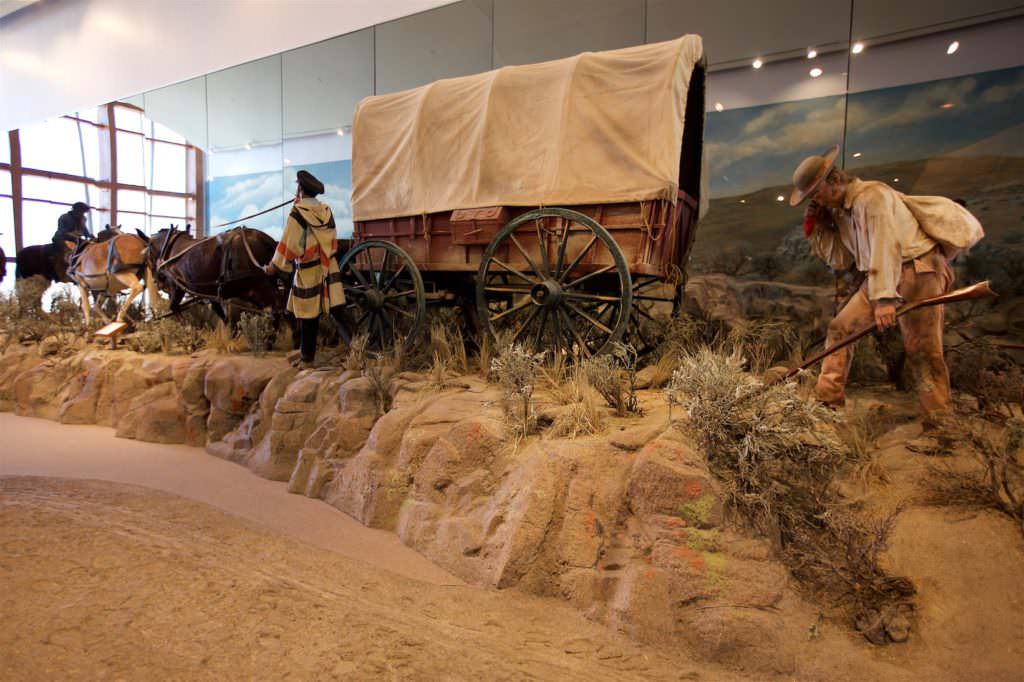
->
xmin=0 ymin=477 xmax=739 ymax=681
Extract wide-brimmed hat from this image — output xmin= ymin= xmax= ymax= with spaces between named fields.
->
xmin=296 ymin=170 xmax=325 ymax=197
xmin=789 ymin=144 xmax=840 ymax=206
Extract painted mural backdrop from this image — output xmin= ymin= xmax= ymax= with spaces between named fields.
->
xmin=695 ymin=65 xmax=1024 ymax=291
xmin=206 ymin=159 xmax=353 ymax=241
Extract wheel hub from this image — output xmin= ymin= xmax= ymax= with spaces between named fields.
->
xmin=531 ymin=280 xmax=563 ymax=307
xmin=365 ymin=288 xmax=386 ymax=310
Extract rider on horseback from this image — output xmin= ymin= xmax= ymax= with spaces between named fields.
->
xmin=264 ymin=170 xmax=346 ymax=368
xmin=53 ymin=202 xmax=93 ymax=245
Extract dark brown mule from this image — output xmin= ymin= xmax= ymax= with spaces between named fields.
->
xmin=141 ymin=225 xmax=284 ymax=321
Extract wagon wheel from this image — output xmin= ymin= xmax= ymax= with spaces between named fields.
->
xmin=336 ymin=240 xmax=426 ymax=353
xmin=476 ymin=208 xmax=632 ymax=360
xmin=620 ymin=276 xmax=681 ymax=357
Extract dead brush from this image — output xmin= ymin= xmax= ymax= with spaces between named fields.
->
xmin=668 ymin=347 xmax=915 ymax=639
xmin=491 ymin=342 xmax=546 ymax=438
xmin=583 ymin=342 xmax=643 ymax=417
xmin=237 ymin=312 xmax=274 ymax=357
xmin=921 ymin=417 xmax=1024 ymax=533
xmin=344 ymin=333 xmax=370 ymax=372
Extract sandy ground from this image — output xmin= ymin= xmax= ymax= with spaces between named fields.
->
xmin=0 ymin=476 xmax=736 ymax=681
xmin=0 ymin=414 xmax=456 ymax=586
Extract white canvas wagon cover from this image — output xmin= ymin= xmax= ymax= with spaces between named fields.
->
xmin=351 ymin=35 xmax=704 ymax=221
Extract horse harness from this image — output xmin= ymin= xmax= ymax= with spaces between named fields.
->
xmin=69 ymin=235 xmax=144 ymax=292
xmin=153 ymin=226 xmax=272 ymax=311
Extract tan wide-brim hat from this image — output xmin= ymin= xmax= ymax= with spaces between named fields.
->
xmin=789 ymin=144 xmax=840 ymax=206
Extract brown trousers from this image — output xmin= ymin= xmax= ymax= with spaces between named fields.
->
xmin=816 ymin=248 xmax=953 ymax=415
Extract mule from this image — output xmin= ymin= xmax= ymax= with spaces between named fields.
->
xmin=0 ymin=245 xmax=6 ymax=284
xmin=68 ymin=230 xmax=159 ymax=325
xmin=142 ymin=225 xmax=283 ymax=321
xmin=16 ymin=240 xmax=76 ymax=283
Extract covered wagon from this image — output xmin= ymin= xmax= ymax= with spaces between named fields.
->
xmin=341 ymin=34 xmax=707 ymax=357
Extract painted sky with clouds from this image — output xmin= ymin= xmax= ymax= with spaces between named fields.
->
xmin=706 ymin=65 xmax=1024 ymax=198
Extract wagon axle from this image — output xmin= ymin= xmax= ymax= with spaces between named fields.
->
xmin=530 ymin=280 xmax=564 ymax=307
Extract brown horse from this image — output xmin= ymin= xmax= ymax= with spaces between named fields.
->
xmin=16 ymin=240 xmax=76 ymax=283
xmin=68 ymin=228 xmax=159 ymax=325
xmin=142 ymin=225 xmax=283 ymax=321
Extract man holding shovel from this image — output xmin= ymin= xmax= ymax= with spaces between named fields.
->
xmin=791 ymin=145 xmax=983 ymax=417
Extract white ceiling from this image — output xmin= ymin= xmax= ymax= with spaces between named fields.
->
xmin=0 ymin=0 xmax=455 ymax=132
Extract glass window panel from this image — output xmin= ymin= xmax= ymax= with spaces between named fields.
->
xmin=149 ymin=142 xmax=187 ymax=192
xmin=19 ymin=118 xmax=86 ymax=175
xmin=0 ymin=135 xmax=9 ymax=165
xmin=207 ymin=55 xmax=282 ymax=149
xmin=143 ymin=76 xmax=208 ymax=149
xmin=116 ymin=131 xmax=145 ymax=186
xmin=152 ymin=120 xmax=187 ymax=144
xmin=21 ymin=176 xmax=89 ymax=205
xmin=116 ymin=212 xmax=148 ymax=234
xmin=150 ymin=195 xmax=187 ymax=217
xmin=79 ymin=123 xmax=101 ymax=179
xmin=118 ymin=189 xmax=147 ymax=213
xmin=115 ymin=106 xmax=144 ymax=133
xmin=0 ymin=197 xmax=14 ymax=259
xmin=21 ymin=200 xmax=66 ymax=246
xmin=0 ymin=170 xmax=10 ymax=196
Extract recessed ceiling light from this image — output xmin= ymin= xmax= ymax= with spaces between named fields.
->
xmin=284 ymin=158 xmax=291 ymax=165
xmin=776 ymin=195 xmax=785 ymax=202
xmin=807 ymin=48 xmax=818 ymax=59
xmin=851 ymin=42 xmax=864 ymax=54
xmin=244 ymin=142 xmax=252 ymax=150
xmin=852 ymin=152 xmax=862 ymax=158
xmin=336 ymin=128 xmax=345 ymax=137
xmin=810 ymin=67 xmax=823 ymax=78
xmin=714 ymin=102 xmax=724 ymax=112
xmin=947 ymin=40 xmax=959 ymax=55
xmin=740 ymin=199 xmax=746 ymax=204
xmin=893 ymin=178 xmax=900 ymax=183
xmin=941 ymin=102 xmax=955 ymax=109
xmin=752 ymin=58 xmax=763 ymax=69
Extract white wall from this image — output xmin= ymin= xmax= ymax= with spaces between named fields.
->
xmin=0 ymin=0 xmax=455 ymax=132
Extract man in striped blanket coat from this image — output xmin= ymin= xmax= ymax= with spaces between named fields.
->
xmin=264 ymin=170 xmax=345 ymax=368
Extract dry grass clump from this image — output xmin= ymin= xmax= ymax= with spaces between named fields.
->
xmin=202 ymin=321 xmax=246 ymax=355
xmin=426 ymin=319 xmax=470 ymax=391
xmin=583 ymin=342 xmax=642 ymax=416
xmin=491 ymin=343 xmax=546 ymax=438
xmin=146 ymin=317 xmax=204 ymax=354
xmin=540 ymin=357 xmax=606 ymax=439
xmin=344 ymin=333 xmax=369 ymax=372
xmin=921 ymin=418 xmax=1024 ymax=533
xmin=668 ymin=347 xmax=915 ymax=640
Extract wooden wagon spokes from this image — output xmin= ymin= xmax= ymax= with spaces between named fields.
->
xmin=336 ymin=240 xmax=426 ymax=353
xmin=476 ymin=208 xmax=632 ymax=360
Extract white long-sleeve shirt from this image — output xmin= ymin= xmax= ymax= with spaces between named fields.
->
xmin=809 ymin=179 xmax=937 ymax=301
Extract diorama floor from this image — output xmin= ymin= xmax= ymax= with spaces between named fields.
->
xmin=0 ymin=415 xmax=739 ymax=681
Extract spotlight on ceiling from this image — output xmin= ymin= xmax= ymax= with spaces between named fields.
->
xmin=714 ymin=102 xmax=724 ymax=112
xmin=941 ymin=102 xmax=955 ymax=109
xmin=283 ymin=158 xmax=291 ymax=165
xmin=752 ymin=58 xmax=763 ymax=69
xmin=244 ymin=142 xmax=252 ymax=150
xmin=810 ymin=67 xmax=823 ymax=78
xmin=776 ymin=195 xmax=785 ymax=202
xmin=851 ymin=42 xmax=864 ymax=54
xmin=947 ymin=40 xmax=959 ymax=55
xmin=336 ymin=128 xmax=345 ymax=137
xmin=852 ymin=152 xmax=863 ymax=158
xmin=740 ymin=199 xmax=747 ymax=204
xmin=807 ymin=48 xmax=818 ymax=59
xmin=893 ymin=178 xmax=900 ymax=183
